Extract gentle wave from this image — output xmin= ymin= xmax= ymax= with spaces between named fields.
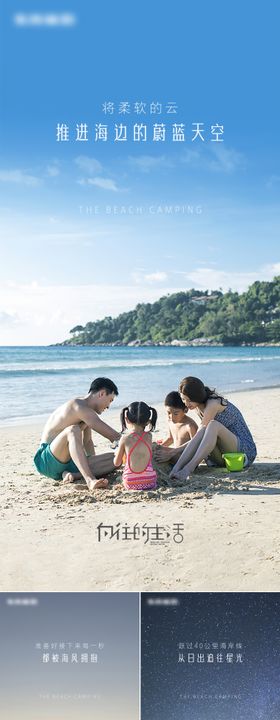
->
xmin=1 ymin=354 xmax=280 ymax=377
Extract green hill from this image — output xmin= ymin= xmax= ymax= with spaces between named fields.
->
xmin=64 ymin=276 xmax=280 ymax=346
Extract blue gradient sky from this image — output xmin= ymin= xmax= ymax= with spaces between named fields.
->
xmin=0 ymin=0 xmax=279 ymax=343
xmin=0 ymin=592 xmax=139 ymax=719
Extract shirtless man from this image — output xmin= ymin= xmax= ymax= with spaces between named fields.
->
xmin=34 ymin=377 xmax=120 ymax=490
xmin=154 ymin=391 xmax=198 ymax=463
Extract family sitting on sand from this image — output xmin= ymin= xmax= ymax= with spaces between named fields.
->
xmin=34 ymin=375 xmax=257 ymax=492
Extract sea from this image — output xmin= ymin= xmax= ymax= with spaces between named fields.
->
xmin=1 ymin=345 xmax=280 ymax=426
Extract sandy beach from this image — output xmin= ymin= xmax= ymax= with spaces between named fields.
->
xmin=1 ymin=387 xmax=280 ymax=592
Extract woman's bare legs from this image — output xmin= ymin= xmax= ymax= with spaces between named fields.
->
xmin=207 ymin=445 xmax=224 ymax=466
xmin=170 ymin=420 xmax=238 ymax=480
xmin=170 ymin=426 xmax=206 ymax=472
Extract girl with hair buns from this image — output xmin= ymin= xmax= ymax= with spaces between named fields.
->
xmin=114 ymin=401 xmax=158 ymax=490
xmin=169 ymin=376 xmax=257 ymax=481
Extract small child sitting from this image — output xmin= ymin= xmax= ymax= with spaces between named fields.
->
xmin=160 ymin=391 xmax=198 ymax=448
xmin=114 ymin=401 xmax=157 ymax=490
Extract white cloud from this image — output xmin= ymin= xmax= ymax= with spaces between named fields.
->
xmin=182 ymin=262 xmax=280 ymax=293
xmin=0 ymin=281 xmax=183 ymax=345
xmin=75 ymin=156 xmax=103 ymax=174
xmin=75 ymin=157 xmax=122 ymax=191
xmin=266 ymin=175 xmax=280 ymax=189
xmin=46 ymin=164 xmax=60 ymax=177
xmin=131 ymin=272 xmax=142 ymax=284
xmin=37 ymin=231 xmax=108 ymax=245
xmin=0 ymin=311 xmax=20 ymax=326
xmin=264 ymin=262 xmax=280 ymax=276
xmin=0 ymin=169 xmax=41 ymax=186
xmin=193 ymin=260 xmax=218 ymax=266
xmin=128 ymin=155 xmax=173 ymax=173
xmin=181 ymin=149 xmax=201 ymax=167
xmin=181 ymin=146 xmax=245 ymax=174
xmin=132 ymin=270 xmax=168 ymax=285
xmin=85 ymin=177 xmax=120 ymax=192
xmin=1 ymin=266 xmax=279 ymax=345
xmin=209 ymin=146 xmax=245 ymax=173
xmin=144 ymin=272 xmax=168 ymax=283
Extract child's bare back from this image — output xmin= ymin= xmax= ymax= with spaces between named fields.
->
xmin=114 ymin=402 xmax=157 ymax=491
xmin=123 ymin=430 xmax=153 ymax=472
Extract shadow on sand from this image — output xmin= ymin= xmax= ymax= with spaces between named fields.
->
xmin=39 ymin=460 xmax=280 ymax=507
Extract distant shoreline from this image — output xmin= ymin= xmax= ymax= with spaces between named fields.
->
xmin=53 ymin=341 xmax=280 ymax=348
xmin=1 ymin=342 xmax=280 ymax=348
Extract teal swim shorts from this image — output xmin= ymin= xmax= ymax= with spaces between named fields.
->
xmin=34 ymin=443 xmax=79 ymax=481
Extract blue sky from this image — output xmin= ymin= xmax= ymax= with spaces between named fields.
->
xmin=0 ymin=0 xmax=280 ymax=343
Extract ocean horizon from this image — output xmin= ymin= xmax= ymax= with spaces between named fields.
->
xmin=1 ymin=345 xmax=280 ymax=427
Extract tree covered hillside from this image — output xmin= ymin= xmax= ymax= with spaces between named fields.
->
xmin=64 ymin=276 xmax=280 ymax=346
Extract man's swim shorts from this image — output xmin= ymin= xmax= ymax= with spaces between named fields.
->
xmin=34 ymin=443 xmax=79 ymax=480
